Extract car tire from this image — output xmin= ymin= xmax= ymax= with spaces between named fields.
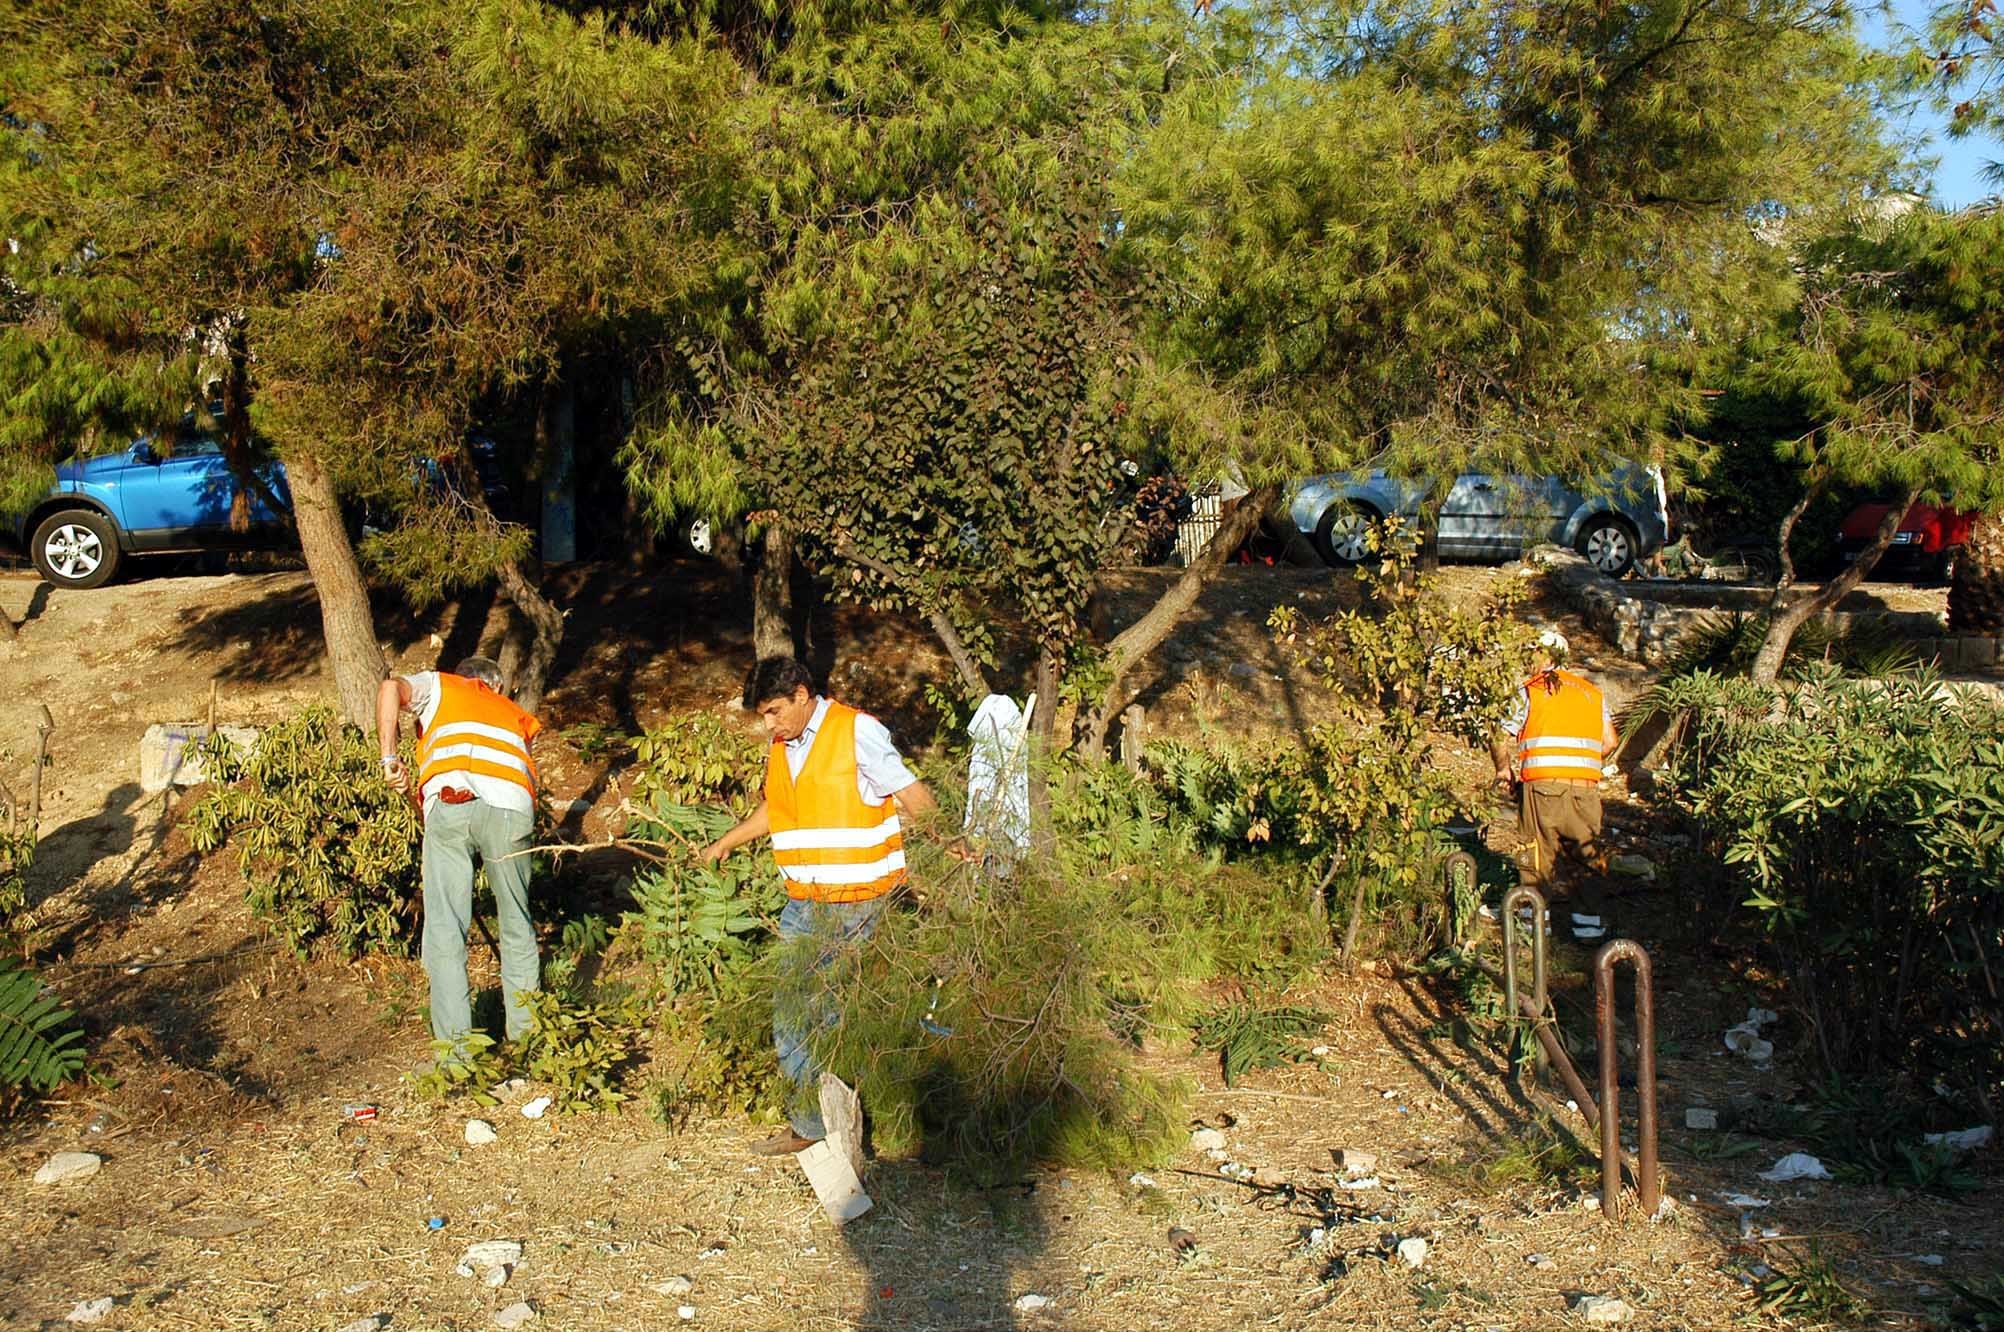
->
xmin=1576 ymin=515 xmax=1638 ymax=577
xmin=30 ymin=508 xmax=121 ymax=590
xmin=1314 ymin=502 xmax=1378 ymax=567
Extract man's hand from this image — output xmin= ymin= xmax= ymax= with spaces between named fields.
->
xmin=382 ymin=755 xmax=411 ymax=794
xmin=698 ymin=839 xmax=730 ymax=866
xmin=1492 ymin=768 xmax=1514 ymax=794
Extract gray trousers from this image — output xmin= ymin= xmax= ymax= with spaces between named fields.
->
xmin=421 ymin=800 xmax=539 ymax=1044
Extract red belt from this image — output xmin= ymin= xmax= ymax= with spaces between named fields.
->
xmin=438 ymin=787 xmax=476 ymax=805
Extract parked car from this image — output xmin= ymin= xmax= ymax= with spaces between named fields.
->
xmin=6 ymin=430 xmax=291 ymax=590
xmin=6 ymin=430 xmax=507 ymax=590
xmin=1288 ymin=463 xmax=1668 ymax=576
xmin=1836 ymin=500 xmax=1973 ymax=582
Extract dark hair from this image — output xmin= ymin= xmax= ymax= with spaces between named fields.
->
xmin=744 ymin=656 xmax=815 ymax=709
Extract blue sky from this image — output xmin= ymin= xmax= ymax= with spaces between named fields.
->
xmin=1870 ymin=0 xmax=2001 ymax=208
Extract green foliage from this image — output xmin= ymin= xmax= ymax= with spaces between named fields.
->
xmin=559 ymin=723 xmax=633 ymax=765
xmin=630 ymin=713 xmax=767 ymax=820
xmin=0 ymin=825 xmax=30 ymax=939
xmin=186 ymin=710 xmax=421 ymax=958
xmin=0 ymin=957 xmax=86 ymax=1101
xmin=651 ymin=960 xmax=788 ymax=1130
xmin=1750 ymin=1245 xmax=1865 ymax=1322
xmin=1660 ymin=669 xmax=2004 ymax=1103
xmin=1190 ymin=1001 xmax=1331 ymax=1087
xmin=620 ymin=800 xmax=783 ymax=995
xmin=407 ymin=1033 xmax=506 ymax=1107
xmin=1951 ymin=1274 xmax=2004 ymax=1331
xmin=516 ymin=989 xmax=644 ymax=1114
xmin=1736 ymin=1084 xmax=1983 ymax=1197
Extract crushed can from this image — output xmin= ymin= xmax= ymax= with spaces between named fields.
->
xmin=343 ymin=1102 xmax=380 ymax=1123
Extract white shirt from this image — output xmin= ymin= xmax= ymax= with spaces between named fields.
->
xmin=784 ymin=697 xmax=916 ymax=805
xmin=405 ymin=671 xmax=536 ymax=816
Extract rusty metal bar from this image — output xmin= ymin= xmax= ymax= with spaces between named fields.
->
xmin=1500 ymin=885 xmax=1548 ymax=1022
xmin=1517 ymin=994 xmax=1598 ymax=1129
xmin=1594 ymin=940 xmax=1660 ymax=1220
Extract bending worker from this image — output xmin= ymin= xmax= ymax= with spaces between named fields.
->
xmin=377 ymin=656 xmax=542 ymax=1051
xmin=1491 ymin=631 xmax=1619 ymax=942
xmin=700 ymin=656 xmax=940 ymax=1156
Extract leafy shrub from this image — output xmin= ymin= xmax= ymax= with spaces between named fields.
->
xmin=619 ymin=800 xmax=783 ymax=996
xmin=187 ymin=709 xmax=422 ymax=957
xmin=1191 ymin=1000 xmax=1331 ymax=1085
xmin=0 ymin=826 xmax=30 ymax=939
xmin=0 ymin=957 xmax=85 ymax=1103
xmin=630 ymin=712 xmax=766 ymax=817
xmin=1662 ymin=668 xmax=2004 ymax=1103
xmin=651 ymin=961 xmax=788 ymax=1129
xmin=517 ymin=988 xmax=644 ymax=1113
xmin=407 ymin=1032 xmax=507 ymax=1106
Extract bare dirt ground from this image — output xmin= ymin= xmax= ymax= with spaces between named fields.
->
xmin=0 ymin=559 xmax=1995 ymax=1332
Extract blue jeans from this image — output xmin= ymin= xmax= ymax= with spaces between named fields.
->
xmin=774 ymin=895 xmax=886 ymax=1139
xmin=421 ymin=801 xmax=539 ymax=1044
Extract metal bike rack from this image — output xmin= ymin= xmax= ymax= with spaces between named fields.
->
xmin=1594 ymin=940 xmax=1660 ymax=1220
xmin=1500 ymin=884 xmax=1548 ymax=1030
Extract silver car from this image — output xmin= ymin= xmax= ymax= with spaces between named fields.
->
xmin=1289 ymin=464 xmax=1668 ymax=576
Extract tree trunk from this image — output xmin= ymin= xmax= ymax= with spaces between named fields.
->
xmin=495 ymin=559 xmax=564 ymax=714
xmin=1766 ymin=465 xmax=1829 ymax=609
xmin=753 ymin=525 xmax=798 ymax=659
xmin=1947 ymin=510 xmax=2004 ymax=634
xmin=1078 ymin=483 xmax=1281 ymax=759
xmin=218 ymin=337 xmax=293 ymax=531
xmin=1416 ymin=481 xmax=1448 ymax=575
xmin=290 ymin=454 xmax=385 ymax=728
xmin=1750 ymin=487 xmax=1918 ymax=684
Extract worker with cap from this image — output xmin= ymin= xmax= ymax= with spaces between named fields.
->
xmin=1490 ymin=630 xmax=1619 ymax=941
xmin=377 ymin=656 xmax=543 ymax=1050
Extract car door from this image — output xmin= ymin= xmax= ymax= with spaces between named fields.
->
xmin=120 ymin=435 xmax=240 ymax=549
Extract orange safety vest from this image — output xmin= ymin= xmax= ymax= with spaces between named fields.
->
xmin=1516 ymin=669 xmax=1608 ymax=784
xmin=416 ymin=674 xmax=540 ymax=797
xmin=765 ymin=702 xmax=906 ymax=904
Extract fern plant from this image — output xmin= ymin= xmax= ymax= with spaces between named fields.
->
xmin=0 ymin=958 xmax=86 ymax=1097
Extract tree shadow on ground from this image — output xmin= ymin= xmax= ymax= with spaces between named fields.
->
xmin=164 ymin=576 xmax=442 ymax=685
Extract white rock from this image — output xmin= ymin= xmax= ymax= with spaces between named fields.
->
xmin=459 ymin=1240 xmax=524 ymax=1271
xmin=653 ymin=1276 xmax=694 ymax=1296
xmin=1127 ymin=1173 xmax=1158 ymax=1189
xmin=1574 ymin=1294 xmax=1632 ymax=1323
xmin=1189 ymin=1128 xmax=1227 ymax=1152
xmin=465 ymin=1119 xmax=499 ymax=1146
xmin=454 ymin=1264 xmax=476 ymax=1278
xmin=1013 ymin=1294 xmax=1051 ymax=1313
xmin=520 ymin=1096 xmax=552 ymax=1119
xmin=1757 ymin=1152 xmax=1830 ymax=1182
xmin=1684 ymin=1108 xmax=1719 ymax=1131
xmin=65 ymin=1299 xmax=115 ymax=1325
xmin=483 ymin=1264 xmax=512 ymax=1288
xmin=1396 ymin=1237 xmax=1429 ymax=1268
xmin=1337 ymin=1176 xmax=1381 ymax=1191
xmin=335 ymin=1318 xmax=388 ymax=1332
xmin=676 ymin=1307 xmax=696 ymax=1321
xmin=1526 ymin=1253 xmax=1556 ymax=1271
xmin=1310 ymin=1045 xmax=1332 ymax=1056
xmin=493 ymin=1302 xmax=538 ymax=1329
xmin=34 ymin=1152 xmax=103 ymax=1186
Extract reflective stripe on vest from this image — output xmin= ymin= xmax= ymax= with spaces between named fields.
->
xmin=1517 ymin=669 xmax=1606 ymax=783
xmin=765 ymin=701 xmax=906 ymax=904
xmin=417 ymin=674 xmax=540 ymax=797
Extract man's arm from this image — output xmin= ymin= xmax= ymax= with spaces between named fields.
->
xmin=891 ymin=780 xmax=938 ymax=820
xmin=376 ymin=676 xmax=414 ymax=792
xmin=700 ymin=801 xmax=771 ymax=864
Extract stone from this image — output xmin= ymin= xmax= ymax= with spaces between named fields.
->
xmin=483 ymin=1265 xmax=512 ymax=1289
xmin=1190 ymin=1128 xmax=1227 ymax=1153
xmin=335 ymin=1319 xmax=388 ymax=1332
xmin=493 ymin=1302 xmax=537 ymax=1329
xmin=677 ymin=1307 xmax=696 ymax=1321
xmin=139 ymin=723 xmax=260 ymax=792
xmin=65 ymin=1299 xmax=115 ymax=1325
xmin=653 ymin=1276 xmax=694 ymax=1297
xmin=1332 ymin=1148 xmax=1378 ymax=1175
xmin=1526 ymin=1253 xmax=1557 ymax=1271
xmin=1574 ymin=1295 xmax=1632 ymax=1324
xmin=1684 ymin=1107 xmax=1719 ymax=1131
xmin=519 ymin=1096 xmax=552 ymax=1119
xmin=1012 ymin=1294 xmax=1051 ymax=1313
xmin=34 ymin=1152 xmax=103 ymax=1186
xmin=1396 ymin=1237 xmax=1429 ymax=1269
xmin=465 ymin=1119 xmax=498 ymax=1146
xmin=458 ymin=1240 xmax=524 ymax=1272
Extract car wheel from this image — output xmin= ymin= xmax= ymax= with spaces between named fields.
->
xmin=1315 ymin=502 xmax=1378 ymax=567
xmin=682 ymin=517 xmax=714 ymax=557
xmin=1576 ymin=516 xmax=1638 ymax=577
xmin=30 ymin=508 xmax=121 ymax=589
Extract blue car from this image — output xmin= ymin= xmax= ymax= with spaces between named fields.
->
xmin=1288 ymin=464 xmax=1668 ymax=576
xmin=8 ymin=431 xmax=291 ymax=589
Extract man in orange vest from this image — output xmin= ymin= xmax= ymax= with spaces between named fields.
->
xmin=1490 ymin=631 xmax=1619 ymax=942
xmin=700 ymin=656 xmax=941 ymax=1156
xmin=377 ymin=656 xmax=543 ymax=1050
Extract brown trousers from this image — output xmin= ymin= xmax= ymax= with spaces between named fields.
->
xmin=1516 ymin=780 xmax=1604 ymax=914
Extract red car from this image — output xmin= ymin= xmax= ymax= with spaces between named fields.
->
xmin=1837 ymin=500 xmax=1974 ymax=581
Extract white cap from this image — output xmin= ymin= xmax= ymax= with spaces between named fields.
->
xmin=1537 ymin=629 xmax=1570 ymax=657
